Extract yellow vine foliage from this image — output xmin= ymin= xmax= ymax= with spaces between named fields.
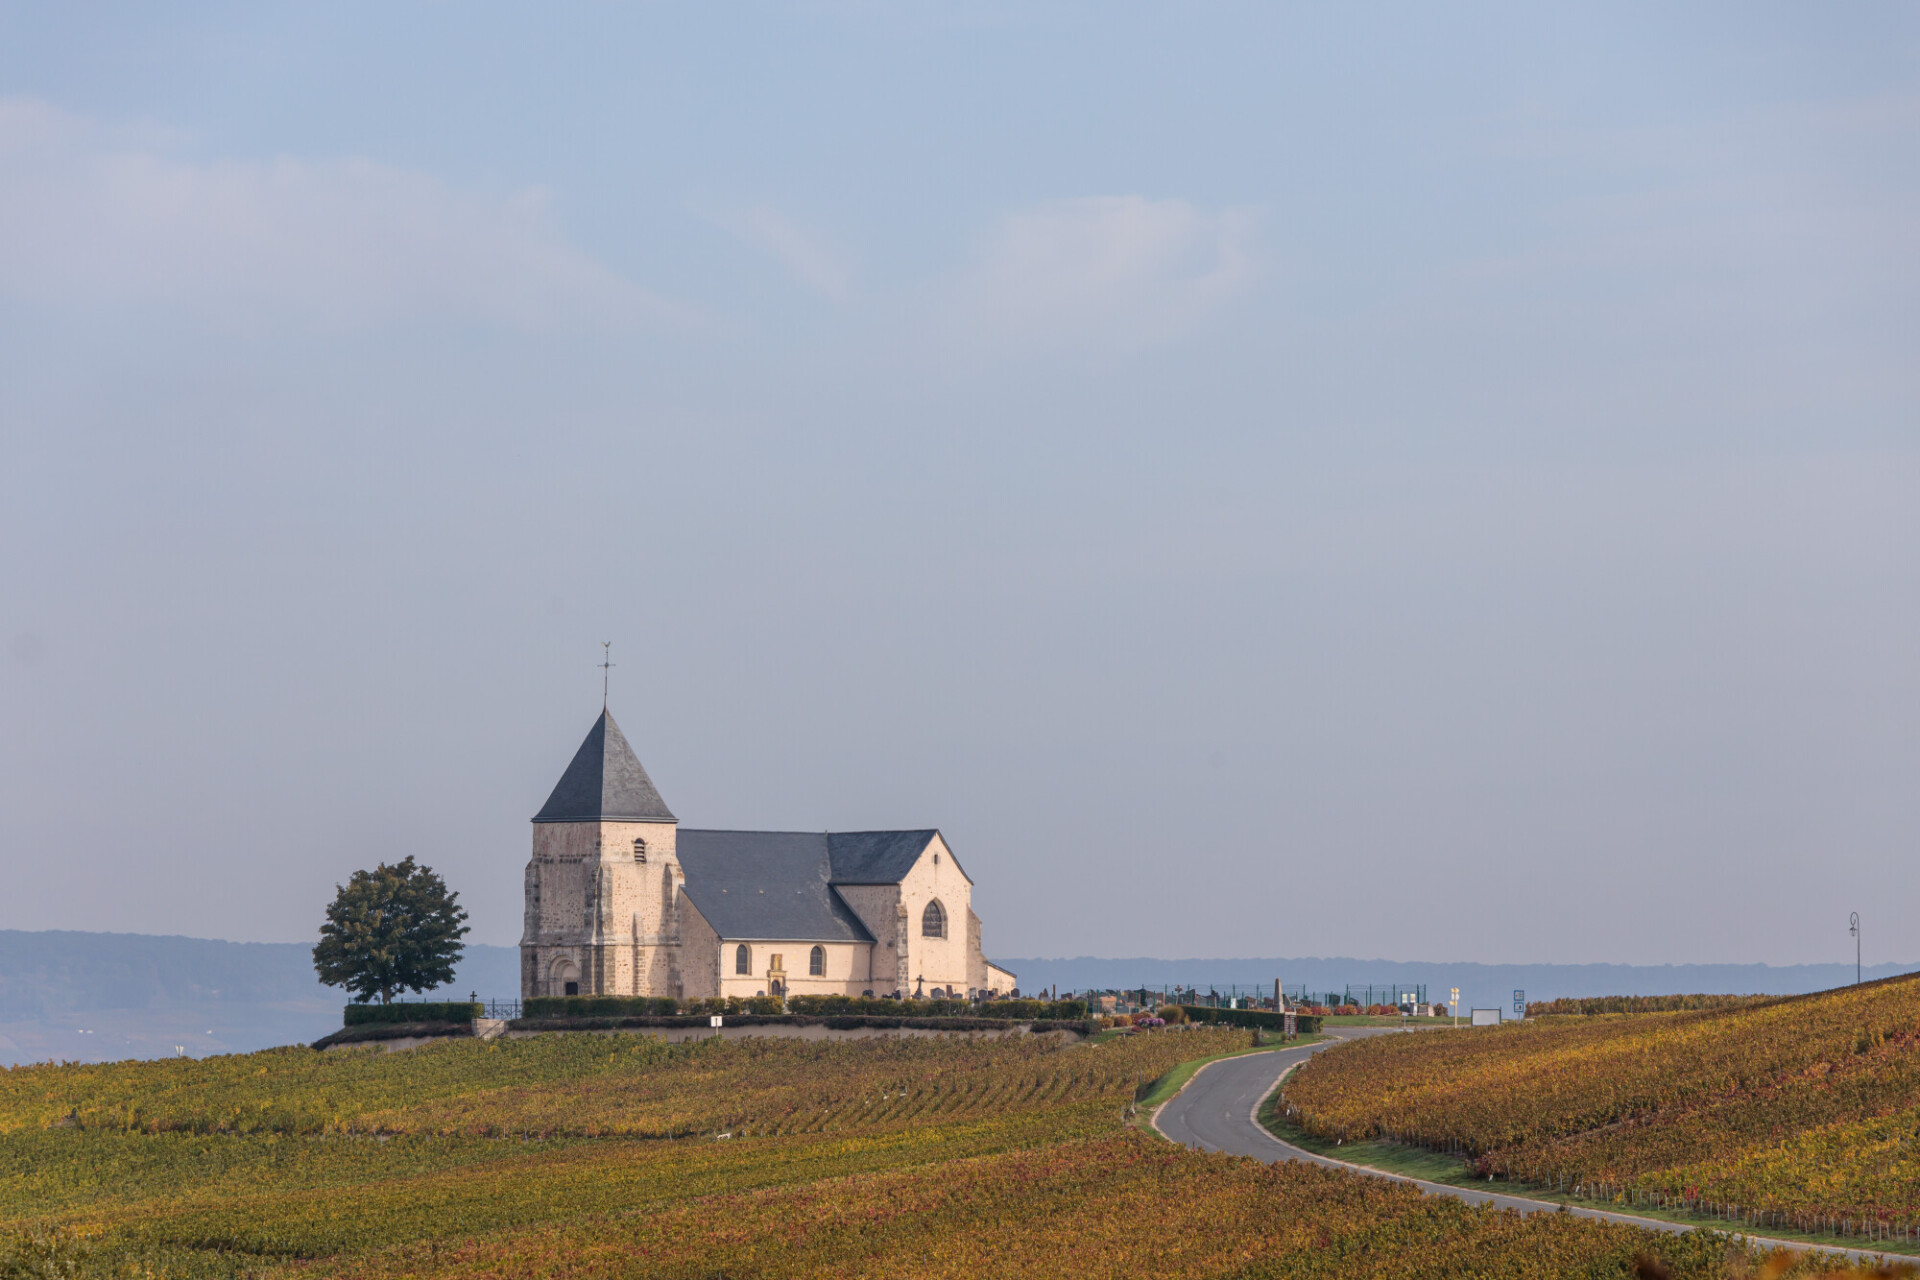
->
xmin=0 ymin=1024 xmax=1900 ymax=1278
xmin=1281 ymin=972 xmax=1920 ymax=1233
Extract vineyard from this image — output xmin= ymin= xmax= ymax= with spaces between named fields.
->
xmin=0 ymin=1025 xmax=1895 ymax=1278
xmin=1279 ymin=972 xmax=1920 ymax=1245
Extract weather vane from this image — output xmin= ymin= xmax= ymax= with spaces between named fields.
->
xmin=599 ymin=641 xmax=615 ymax=710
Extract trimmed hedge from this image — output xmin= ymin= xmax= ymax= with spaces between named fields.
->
xmin=506 ymin=1013 xmax=1096 ymax=1035
xmin=787 ymin=995 xmax=1088 ymax=1020
xmin=512 ymin=995 xmax=1093 ymax=1024
xmin=344 ymin=1001 xmax=480 ymax=1026
xmin=523 ymin=996 xmax=681 ymax=1019
xmin=522 ymin=995 xmax=785 ymax=1020
xmin=1525 ymin=994 xmax=1776 ymax=1017
xmin=1179 ymin=1006 xmax=1321 ymax=1035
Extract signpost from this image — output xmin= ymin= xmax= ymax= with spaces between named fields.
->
xmin=1449 ymin=987 xmax=1460 ymax=1027
xmin=1513 ymin=989 xmax=1526 ymax=1019
xmin=1851 ymin=913 xmax=1861 ymax=986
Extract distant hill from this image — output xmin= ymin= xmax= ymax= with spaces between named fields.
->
xmin=0 ymin=930 xmax=519 ymax=1065
xmin=6 ymin=931 xmax=1911 ymax=1064
xmin=996 ymin=956 xmax=1919 ymax=1013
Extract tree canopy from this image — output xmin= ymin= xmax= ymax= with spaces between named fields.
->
xmin=312 ymin=857 xmax=469 ymax=1004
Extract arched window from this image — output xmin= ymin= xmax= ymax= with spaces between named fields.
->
xmin=921 ymin=899 xmax=947 ymax=939
xmin=809 ymin=945 xmax=825 ymax=976
xmin=735 ymin=944 xmax=751 ymax=975
xmin=632 ymin=837 xmax=647 ymax=863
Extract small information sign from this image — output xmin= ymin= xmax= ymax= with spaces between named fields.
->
xmin=710 ymin=1015 xmax=723 ymax=1029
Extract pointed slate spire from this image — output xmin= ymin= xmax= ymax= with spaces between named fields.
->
xmin=533 ymin=710 xmax=677 ymax=823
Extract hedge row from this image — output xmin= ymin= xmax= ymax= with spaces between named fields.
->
xmin=522 ymin=995 xmax=786 ymax=1020
xmin=343 ymin=1001 xmax=480 ymax=1026
xmin=516 ymin=995 xmax=1092 ymax=1022
xmin=1178 ymin=1006 xmax=1322 ymax=1034
xmin=1524 ymin=993 xmax=1776 ymax=1017
xmin=787 ymin=995 xmax=1087 ymax=1020
xmin=506 ymin=1013 xmax=1098 ymax=1035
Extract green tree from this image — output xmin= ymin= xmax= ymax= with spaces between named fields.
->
xmin=312 ymin=857 xmax=469 ymax=1005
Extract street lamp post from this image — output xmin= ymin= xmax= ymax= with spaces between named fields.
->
xmin=1850 ymin=913 xmax=1861 ymax=986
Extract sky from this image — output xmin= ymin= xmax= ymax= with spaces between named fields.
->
xmin=1 ymin=4 xmax=1915 ymax=968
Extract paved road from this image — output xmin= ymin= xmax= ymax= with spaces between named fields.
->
xmin=1153 ymin=1029 xmax=1889 ymax=1264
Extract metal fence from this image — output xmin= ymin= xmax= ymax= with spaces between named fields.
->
xmin=1289 ymin=984 xmax=1428 ymax=1009
xmin=371 ymin=996 xmax=522 ymax=1020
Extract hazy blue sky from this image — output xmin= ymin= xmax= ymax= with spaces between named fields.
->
xmin=2 ymin=4 xmax=1915 ymax=967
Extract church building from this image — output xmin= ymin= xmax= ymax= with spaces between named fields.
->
xmin=520 ymin=710 xmax=1017 ymax=1001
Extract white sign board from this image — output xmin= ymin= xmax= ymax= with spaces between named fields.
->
xmin=710 ymin=1015 xmax=723 ymax=1028
xmin=1469 ymin=1008 xmax=1501 ymax=1027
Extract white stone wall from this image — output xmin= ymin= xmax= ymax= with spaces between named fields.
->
xmin=892 ymin=834 xmax=974 ymax=997
xmin=711 ymin=940 xmax=873 ymax=998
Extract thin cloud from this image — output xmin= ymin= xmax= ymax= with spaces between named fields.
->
xmin=0 ymin=98 xmax=680 ymax=330
xmin=705 ymin=204 xmax=852 ymax=300
xmin=953 ymin=195 xmax=1261 ymax=351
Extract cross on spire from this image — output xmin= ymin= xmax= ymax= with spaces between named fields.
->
xmin=599 ymin=641 xmax=615 ymax=710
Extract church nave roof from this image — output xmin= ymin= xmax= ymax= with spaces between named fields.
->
xmin=677 ymin=830 xmax=877 ymax=943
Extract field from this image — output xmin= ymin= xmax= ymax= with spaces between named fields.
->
xmin=1278 ymin=973 xmax=1920 ymax=1246
xmin=0 ymin=1025 xmax=1891 ymax=1278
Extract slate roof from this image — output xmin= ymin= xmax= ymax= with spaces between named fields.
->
xmin=829 ymin=830 xmax=968 ymax=885
xmin=677 ymin=831 xmax=876 ymax=943
xmin=533 ymin=710 xmax=677 ymax=823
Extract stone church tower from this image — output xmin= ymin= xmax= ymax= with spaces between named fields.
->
xmin=519 ymin=710 xmax=684 ymax=998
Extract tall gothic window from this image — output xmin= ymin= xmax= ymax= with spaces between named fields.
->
xmin=921 ymin=899 xmax=947 ymax=939
xmin=809 ymin=945 xmax=825 ymax=976
xmin=735 ymin=944 xmax=751 ymax=975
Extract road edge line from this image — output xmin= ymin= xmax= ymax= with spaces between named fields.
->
xmin=1147 ymin=1045 xmax=1287 ymax=1145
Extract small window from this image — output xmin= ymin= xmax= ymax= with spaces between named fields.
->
xmin=735 ymin=944 xmax=751 ymax=975
xmin=933 ymin=852 xmax=939 ymax=866
xmin=809 ymin=945 xmax=825 ymax=976
xmin=632 ymin=838 xmax=647 ymax=863
xmin=921 ymin=899 xmax=947 ymax=939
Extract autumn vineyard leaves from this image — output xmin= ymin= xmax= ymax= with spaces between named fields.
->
xmin=0 ymin=1013 xmax=1912 ymax=1278
xmin=1281 ymin=972 xmax=1920 ymax=1247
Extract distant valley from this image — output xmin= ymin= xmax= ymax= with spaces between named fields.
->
xmin=3 ymin=929 xmax=1912 ymax=1064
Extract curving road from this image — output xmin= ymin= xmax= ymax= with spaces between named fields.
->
xmin=1152 ymin=1028 xmax=1889 ymax=1264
